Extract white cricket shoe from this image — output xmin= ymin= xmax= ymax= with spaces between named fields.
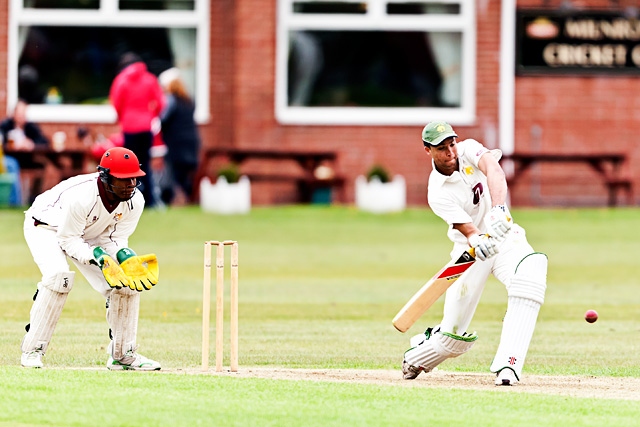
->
xmin=495 ymin=368 xmax=518 ymax=386
xmin=21 ymin=350 xmax=44 ymax=368
xmin=107 ymin=350 xmax=161 ymax=371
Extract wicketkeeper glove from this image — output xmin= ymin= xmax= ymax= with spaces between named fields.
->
xmin=468 ymin=234 xmax=499 ymax=261
xmin=91 ymin=247 xmax=132 ymax=289
xmin=116 ymin=248 xmax=159 ymax=292
xmin=483 ymin=204 xmax=512 ymax=240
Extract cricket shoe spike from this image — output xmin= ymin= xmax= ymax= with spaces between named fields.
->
xmin=21 ymin=350 xmax=44 ymax=368
xmin=495 ymin=367 xmax=519 ymax=386
xmin=402 ymin=360 xmax=425 ymax=380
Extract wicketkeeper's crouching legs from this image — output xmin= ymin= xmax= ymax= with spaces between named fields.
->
xmin=105 ymin=287 xmax=160 ymax=371
xmin=491 ymin=252 xmax=547 ymax=384
xmin=21 ymin=271 xmax=75 ymax=368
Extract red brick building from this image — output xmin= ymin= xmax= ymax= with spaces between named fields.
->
xmin=1 ymin=0 xmax=638 ymax=207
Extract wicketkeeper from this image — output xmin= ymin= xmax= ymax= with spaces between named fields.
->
xmin=402 ymin=122 xmax=548 ymax=386
xmin=21 ymin=147 xmax=161 ymax=370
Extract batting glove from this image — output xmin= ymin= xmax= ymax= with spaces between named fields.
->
xmin=117 ymin=248 xmax=159 ymax=292
xmin=483 ymin=204 xmax=512 ymax=240
xmin=468 ymin=234 xmax=499 ymax=261
xmin=92 ymin=247 xmax=132 ymax=289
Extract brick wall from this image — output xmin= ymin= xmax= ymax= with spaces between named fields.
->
xmin=2 ymin=0 xmax=638 ymax=206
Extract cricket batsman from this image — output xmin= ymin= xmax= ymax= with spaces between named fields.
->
xmin=402 ymin=122 xmax=548 ymax=386
xmin=20 ymin=147 xmax=160 ymax=370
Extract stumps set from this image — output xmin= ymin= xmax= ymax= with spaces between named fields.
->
xmin=202 ymin=240 xmax=238 ymax=372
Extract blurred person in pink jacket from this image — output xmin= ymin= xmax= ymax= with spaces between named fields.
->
xmin=109 ymin=52 xmax=165 ymax=208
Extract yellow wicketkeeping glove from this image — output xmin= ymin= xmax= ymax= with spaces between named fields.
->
xmin=92 ymin=247 xmax=132 ymax=290
xmin=117 ymin=248 xmax=159 ymax=292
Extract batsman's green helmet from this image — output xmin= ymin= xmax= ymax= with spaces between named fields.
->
xmin=421 ymin=121 xmax=457 ymax=146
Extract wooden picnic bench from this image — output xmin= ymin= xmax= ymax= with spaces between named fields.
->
xmin=4 ymin=146 xmax=92 ymax=204
xmin=500 ymin=152 xmax=633 ymax=206
xmin=195 ymin=147 xmax=345 ymax=203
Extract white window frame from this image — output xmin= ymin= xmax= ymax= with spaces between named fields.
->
xmin=7 ymin=0 xmax=210 ymax=124
xmin=275 ymin=0 xmax=476 ymax=126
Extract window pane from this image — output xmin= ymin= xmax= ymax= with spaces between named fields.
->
xmin=287 ymin=30 xmax=461 ymax=108
xmin=18 ymin=26 xmax=191 ymax=105
xmin=293 ymin=2 xmax=367 ymax=14
xmin=119 ymin=0 xmax=195 ymax=10
xmin=386 ymin=3 xmax=460 ymax=15
xmin=24 ymin=0 xmax=99 ymax=9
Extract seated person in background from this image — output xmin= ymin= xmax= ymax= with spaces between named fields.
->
xmin=1 ymin=99 xmax=51 ymax=204
xmin=1 ymin=155 xmax=23 ymax=206
xmin=1 ymin=99 xmax=49 ymax=151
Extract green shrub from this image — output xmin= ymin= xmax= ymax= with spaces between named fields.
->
xmin=216 ymin=163 xmax=241 ymax=183
xmin=366 ymin=164 xmax=390 ymax=183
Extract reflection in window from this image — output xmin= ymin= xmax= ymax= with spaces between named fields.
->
xmin=293 ymin=2 xmax=367 ymax=14
xmin=24 ymin=0 xmax=195 ymax=10
xmin=277 ymin=0 xmax=474 ymax=125
xmin=18 ymin=26 xmax=196 ymax=106
xmin=288 ymin=30 xmax=461 ymax=108
xmin=119 ymin=0 xmax=195 ymax=10
xmin=24 ymin=0 xmax=99 ymax=9
xmin=386 ymin=3 xmax=459 ymax=15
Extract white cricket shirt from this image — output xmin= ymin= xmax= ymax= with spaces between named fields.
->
xmin=427 ymin=139 xmax=502 ymax=245
xmin=26 ymin=172 xmax=145 ymax=265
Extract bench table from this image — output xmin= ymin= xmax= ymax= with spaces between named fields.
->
xmin=500 ymin=152 xmax=632 ymax=206
xmin=196 ymin=147 xmax=345 ymax=203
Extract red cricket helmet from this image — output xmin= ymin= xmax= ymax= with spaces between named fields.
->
xmin=98 ymin=147 xmax=146 ymax=178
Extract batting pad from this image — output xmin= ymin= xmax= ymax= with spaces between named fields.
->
xmin=489 ymin=253 xmax=547 ymax=378
xmin=509 ymin=252 xmax=547 ymax=304
xmin=404 ymin=330 xmax=477 ymax=372
xmin=490 ymin=296 xmax=541 ymax=379
xmin=106 ymin=288 xmax=140 ymax=360
xmin=21 ymin=271 xmax=75 ymax=354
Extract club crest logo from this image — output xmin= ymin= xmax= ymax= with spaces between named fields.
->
xmin=436 ymin=124 xmax=446 ymax=133
xmin=464 ymin=166 xmax=474 ymax=175
xmin=113 ymin=213 xmax=123 ymax=221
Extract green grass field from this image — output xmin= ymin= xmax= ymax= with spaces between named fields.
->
xmin=1 ymin=206 xmax=639 ymax=426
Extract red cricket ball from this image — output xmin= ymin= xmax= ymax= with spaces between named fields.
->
xmin=585 ymin=309 xmax=598 ymax=323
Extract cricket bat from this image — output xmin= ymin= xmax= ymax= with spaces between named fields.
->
xmin=392 ymin=248 xmax=476 ymax=333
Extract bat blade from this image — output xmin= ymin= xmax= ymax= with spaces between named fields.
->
xmin=392 ymin=249 xmax=476 ymax=333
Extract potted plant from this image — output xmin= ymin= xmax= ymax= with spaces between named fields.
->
xmin=199 ymin=163 xmax=251 ymax=214
xmin=365 ymin=164 xmax=391 ymax=184
xmin=355 ymin=164 xmax=406 ymax=213
xmin=216 ymin=163 xmax=241 ymax=184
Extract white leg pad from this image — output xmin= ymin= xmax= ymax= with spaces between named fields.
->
xmin=404 ymin=331 xmax=477 ymax=372
xmin=491 ymin=253 xmax=548 ymax=378
xmin=21 ymin=272 xmax=75 ymax=354
xmin=509 ymin=253 xmax=547 ymax=304
xmin=490 ymin=297 xmax=541 ymax=378
xmin=106 ymin=287 xmax=140 ymax=360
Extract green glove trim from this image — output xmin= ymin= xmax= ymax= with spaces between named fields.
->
xmin=116 ymin=248 xmax=137 ymax=264
xmin=92 ymin=246 xmax=108 ymax=267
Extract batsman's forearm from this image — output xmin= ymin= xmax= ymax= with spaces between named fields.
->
xmin=486 ymin=169 xmax=508 ymax=206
